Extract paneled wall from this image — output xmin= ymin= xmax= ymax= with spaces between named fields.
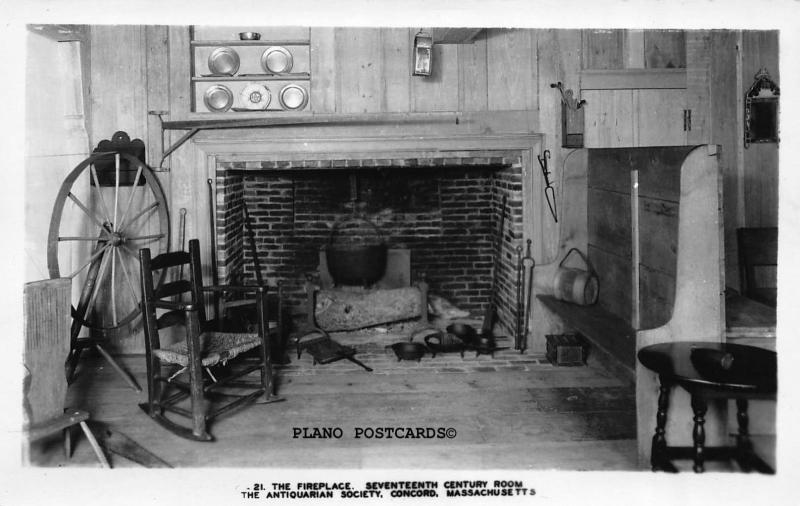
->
xmin=578 ymin=29 xmax=780 ymax=289
xmin=307 ymin=28 xmax=539 ymax=115
xmin=70 ymin=26 xmax=779 ymax=352
xmin=25 ymin=31 xmax=92 ymax=283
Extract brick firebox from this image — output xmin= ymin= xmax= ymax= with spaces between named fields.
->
xmin=204 ymin=134 xmax=541 ymax=337
xmin=215 ymin=155 xmax=523 ymax=335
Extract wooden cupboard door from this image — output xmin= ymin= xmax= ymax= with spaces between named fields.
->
xmin=582 ymin=89 xmax=635 ymax=147
xmin=636 ymin=89 xmax=687 ymax=146
xmin=583 ymin=88 xmax=688 ymax=148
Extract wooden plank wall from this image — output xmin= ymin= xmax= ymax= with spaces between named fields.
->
xmin=741 ymin=30 xmax=779 ymax=228
xmin=581 ymin=28 xmax=779 ymax=291
xmin=310 ymin=28 xmax=540 ymax=116
xmin=74 ymin=26 xmax=779 ymax=352
xmin=587 ymin=148 xmax=687 ymax=330
xmin=25 ymin=32 xmax=92 ymax=283
xmin=587 ymin=152 xmax=633 ymax=323
xmin=81 ymin=26 xmax=576 ymax=352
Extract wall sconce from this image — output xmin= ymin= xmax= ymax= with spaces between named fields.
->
xmin=413 ymin=30 xmax=433 ymax=77
xmin=551 ymin=82 xmax=587 ymax=148
xmin=744 ymin=68 xmax=780 ymax=148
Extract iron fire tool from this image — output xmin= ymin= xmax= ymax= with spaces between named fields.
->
xmin=207 ymin=179 xmax=221 ymax=327
xmin=521 ymin=239 xmax=535 ymax=354
xmin=538 ymin=150 xmax=558 ymax=223
xmin=178 ymin=207 xmax=187 ymax=278
xmin=514 ymin=245 xmax=524 ymax=351
xmin=481 ymin=194 xmax=508 ymax=337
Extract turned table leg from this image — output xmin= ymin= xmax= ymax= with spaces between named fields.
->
xmin=691 ymin=394 xmax=708 ymax=473
xmin=735 ymin=398 xmax=754 ymax=472
xmin=651 ymin=376 xmax=671 ymax=471
xmin=736 ymin=399 xmax=752 ymax=450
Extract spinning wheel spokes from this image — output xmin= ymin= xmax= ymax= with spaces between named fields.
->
xmin=48 ymin=151 xmax=170 ymax=337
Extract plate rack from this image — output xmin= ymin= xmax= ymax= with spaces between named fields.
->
xmin=189 ymin=26 xmax=311 ymax=114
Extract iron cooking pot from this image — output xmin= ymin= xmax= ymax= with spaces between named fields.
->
xmin=423 ymin=332 xmax=465 ymax=358
xmin=326 ymin=216 xmax=387 ymax=286
xmin=386 ymin=342 xmax=428 ymax=362
xmin=446 ymin=323 xmax=477 ymax=344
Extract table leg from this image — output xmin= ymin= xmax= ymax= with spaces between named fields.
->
xmin=651 ymin=376 xmax=671 ymax=471
xmin=691 ymin=394 xmax=708 ymax=473
xmin=735 ymin=399 xmax=751 ymax=449
xmin=735 ymin=398 xmax=754 ymax=472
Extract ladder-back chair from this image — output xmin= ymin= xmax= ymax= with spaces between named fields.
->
xmin=138 ymin=239 xmax=283 ymax=441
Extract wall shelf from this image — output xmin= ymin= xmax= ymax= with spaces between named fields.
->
xmin=190 ymin=39 xmax=310 ymax=47
xmin=156 ymin=113 xmax=461 ymax=169
xmin=190 ymin=27 xmax=311 ymax=114
xmin=192 ymin=73 xmax=310 ymax=82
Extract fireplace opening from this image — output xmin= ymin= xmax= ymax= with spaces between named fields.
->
xmin=215 ymin=155 xmax=524 ymax=336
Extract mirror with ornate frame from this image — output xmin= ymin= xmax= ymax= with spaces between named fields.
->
xmin=744 ymin=68 xmax=780 ymax=148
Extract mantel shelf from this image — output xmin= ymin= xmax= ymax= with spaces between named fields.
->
xmin=157 ymin=113 xmax=461 ymax=169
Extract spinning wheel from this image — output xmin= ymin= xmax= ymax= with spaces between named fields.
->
xmin=48 ymin=143 xmax=170 ymax=388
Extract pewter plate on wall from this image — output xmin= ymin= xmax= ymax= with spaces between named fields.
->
xmin=203 ymin=84 xmax=234 ymax=112
xmin=207 ymin=47 xmax=240 ymax=76
xmin=278 ymin=84 xmax=308 ymax=111
xmin=260 ymin=46 xmax=293 ymax=74
xmin=239 ymin=83 xmax=271 ymax=110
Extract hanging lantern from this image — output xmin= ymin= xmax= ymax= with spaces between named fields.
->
xmin=413 ymin=30 xmax=433 ymax=77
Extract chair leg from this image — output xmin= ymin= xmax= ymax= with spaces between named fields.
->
xmin=64 ymin=425 xmax=72 ymax=459
xmin=185 ymin=312 xmax=210 ymax=440
xmin=187 ymin=362 xmax=208 ymax=439
xmin=79 ymin=421 xmax=110 ymax=468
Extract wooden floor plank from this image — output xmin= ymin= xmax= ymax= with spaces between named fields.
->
xmin=35 ymin=350 xmax=639 ymax=470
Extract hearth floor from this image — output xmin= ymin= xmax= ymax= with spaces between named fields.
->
xmin=279 ymin=332 xmax=553 ymax=377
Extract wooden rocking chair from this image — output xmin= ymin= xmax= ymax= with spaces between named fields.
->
xmin=138 ymin=239 xmax=283 ymax=441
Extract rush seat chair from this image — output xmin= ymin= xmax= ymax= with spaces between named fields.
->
xmin=138 ymin=239 xmax=283 ymax=441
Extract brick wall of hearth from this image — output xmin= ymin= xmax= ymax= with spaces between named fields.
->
xmin=215 ymin=155 xmax=524 ymax=334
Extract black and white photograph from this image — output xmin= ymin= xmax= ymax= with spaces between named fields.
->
xmin=2 ymin=0 xmax=798 ymax=504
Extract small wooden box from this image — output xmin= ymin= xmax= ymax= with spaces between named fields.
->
xmin=545 ymin=334 xmax=589 ymax=366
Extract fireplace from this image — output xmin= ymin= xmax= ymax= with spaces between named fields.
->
xmin=205 ymin=134 xmax=540 ymax=337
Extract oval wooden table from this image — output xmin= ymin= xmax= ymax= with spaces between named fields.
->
xmin=637 ymin=341 xmax=776 ymax=473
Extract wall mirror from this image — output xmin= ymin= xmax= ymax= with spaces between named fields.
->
xmin=744 ymin=68 xmax=779 ymax=148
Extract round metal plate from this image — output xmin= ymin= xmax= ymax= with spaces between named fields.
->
xmin=239 ymin=83 xmax=271 ymax=110
xmin=260 ymin=46 xmax=293 ymax=74
xmin=207 ymin=46 xmax=240 ymax=76
xmin=279 ymin=84 xmax=308 ymax=111
xmin=203 ymin=84 xmax=234 ymax=112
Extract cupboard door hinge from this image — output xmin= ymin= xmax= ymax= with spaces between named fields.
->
xmin=683 ymin=109 xmax=692 ymax=132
